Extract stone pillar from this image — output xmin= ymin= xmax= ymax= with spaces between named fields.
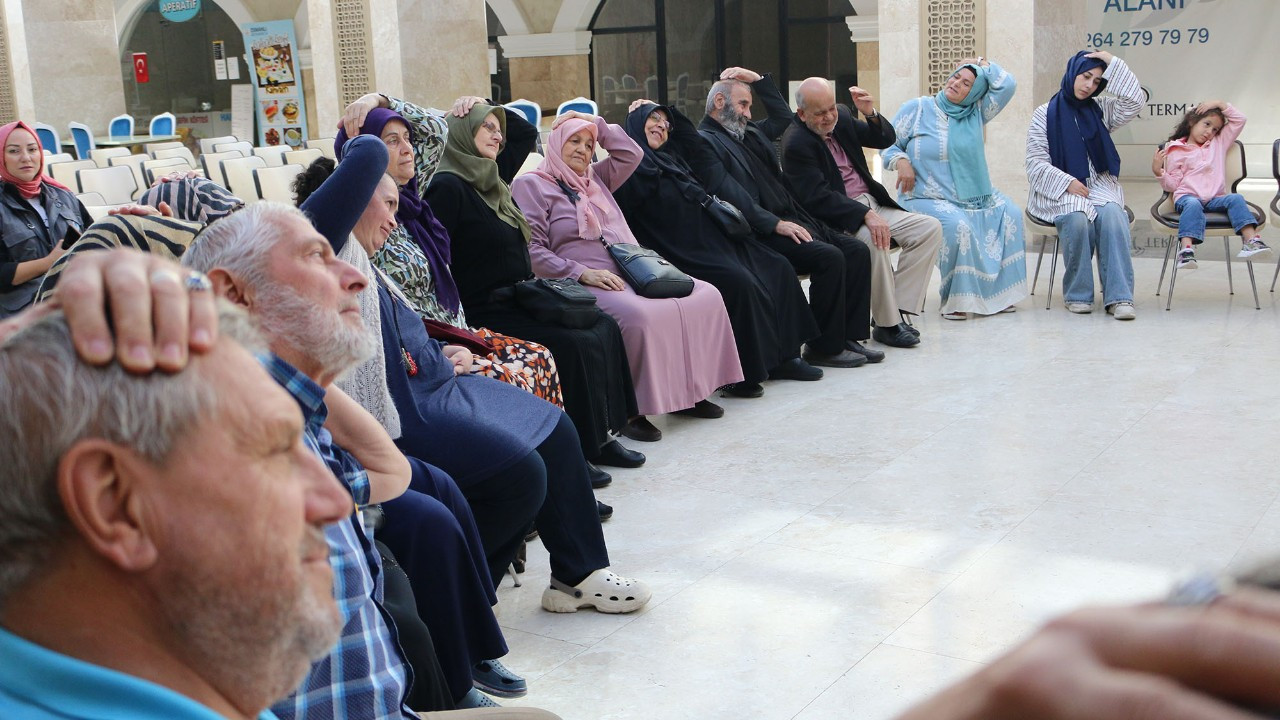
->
xmin=0 ymin=0 xmax=33 ymax=123
xmin=305 ymin=0 xmax=341 ymax=135
xmin=18 ymin=0 xmax=125 ymax=131
xmin=984 ymin=0 xmax=1036 ymax=202
xmin=395 ymin=0 xmax=488 ymax=110
xmin=877 ymin=0 xmax=923 ymax=192
xmin=499 ymin=31 xmax=592 ymax=118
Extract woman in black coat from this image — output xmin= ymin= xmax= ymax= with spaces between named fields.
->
xmin=612 ymin=101 xmax=822 ymax=396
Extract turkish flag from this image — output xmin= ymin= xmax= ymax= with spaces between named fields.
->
xmin=133 ymin=53 xmax=149 ymax=84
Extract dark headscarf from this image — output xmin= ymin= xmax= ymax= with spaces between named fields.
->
xmin=433 ymin=105 xmax=530 ymax=243
xmin=335 ymin=107 xmax=461 ymax=314
xmin=623 ymin=102 xmax=709 ymax=206
xmin=1046 ymin=51 xmax=1121 ymax=182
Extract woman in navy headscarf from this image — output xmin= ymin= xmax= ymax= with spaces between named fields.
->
xmin=1025 ymin=50 xmax=1143 ymax=320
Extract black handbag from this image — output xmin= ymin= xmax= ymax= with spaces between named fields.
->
xmin=554 ymin=178 xmax=694 ymax=299
xmin=604 ymin=242 xmax=694 ymax=299
xmin=511 ymin=277 xmax=601 ymax=329
xmin=701 ymin=194 xmax=753 ymax=239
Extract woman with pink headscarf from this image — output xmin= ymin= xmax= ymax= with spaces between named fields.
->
xmin=0 ymin=121 xmax=90 ymax=317
xmin=511 ymin=112 xmax=743 ymax=442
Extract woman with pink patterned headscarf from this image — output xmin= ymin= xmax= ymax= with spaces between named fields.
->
xmin=511 ymin=112 xmax=744 ymax=442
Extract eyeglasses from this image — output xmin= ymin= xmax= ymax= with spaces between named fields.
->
xmin=647 ymin=113 xmax=671 ymax=130
xmin=479 ymin=121 xmax=502 ymax=136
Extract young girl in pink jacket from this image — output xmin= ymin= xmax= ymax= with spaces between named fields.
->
xmin=1153 ymin=101 xmax=1270 ymax=269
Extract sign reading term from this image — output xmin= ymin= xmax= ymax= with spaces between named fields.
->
xmin=159 ymin=0 xmax=200 ymax=23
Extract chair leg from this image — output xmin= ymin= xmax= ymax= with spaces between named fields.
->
xmin=1031 ymin=234 xmax=1045 ymax=296
xmin=1224 ymin=237 xmax=1235 ymax=295
xmin=1166 ymin=249 xmax=1179 ymax=311
xmin=1271 ymin=257 xmax=1279 ymax=292
xmin=1046 ymin=237 xmax=1058 ymax=310
xmin=1156 ymin=236 xmax=1174 ymax=296
xmin=1247 ymin=260 xmax=1260 ymax=309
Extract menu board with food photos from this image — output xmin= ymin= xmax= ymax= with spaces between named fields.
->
xmin=240 ymin=19 xmax=308 ymax=149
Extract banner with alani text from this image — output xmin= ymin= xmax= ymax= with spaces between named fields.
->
xmin=241 ymin=20 xmax=309 ymax=148
xmin=1086 ymin=0 xmax=1279 ymax=151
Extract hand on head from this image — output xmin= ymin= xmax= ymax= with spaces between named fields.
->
xmin=628 ymin=99 xmax=656 ymax=114
xmin=719 ymin=67 xmax=762 ymax=83
xmin=552 ymin=111 xmax=596 ymax=130
xmin=340 ymin=92 xmax=387 ymax=139
xmin=451 ymin=96 xmax=488 ymax=118
xmin=1083 ymin=50 xmax=1113 ymax=65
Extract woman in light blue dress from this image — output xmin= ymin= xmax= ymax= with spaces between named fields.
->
xmin=883 ymin=58 xmax=1027 ymax=319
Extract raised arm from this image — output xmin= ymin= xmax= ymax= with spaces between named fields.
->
xmin=749 ymin=73 xmax=794 ymax=141
xmin=980 ymin=61 xmax=1017 ymax=123
xmin=590 ymin=116 xmax=643 ymax=192
xmin=1093 ymin=55 xmax=1143 ymax=132
xmin=1214 ymin=102 xmax=1247 ymax=146
xmin=301 ymin=134 xmax=388 ymax=255
xmin=497 ymin=105 xmax=539 ymax=184
xmin=510 ymin=175 xmax=589 ymax=280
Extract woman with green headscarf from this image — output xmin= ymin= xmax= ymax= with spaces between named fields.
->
xmin=882 ymin=57 xmax=1027 ymax=320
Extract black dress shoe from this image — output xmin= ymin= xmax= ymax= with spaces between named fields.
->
xmin=586 ymin=462 xmax=612 ymax=489
xmin=802 ymin=347 xmax=867 ymax=368
xmin=621 ymin=416 xmax=662 ymax=442
xmin=872 ymin=323 xmax=921 ymax=348
xmin=722 ymin=381 xmax=764 ymax=398
xmin=672 ymin=399 xmax=725 ymax=418
xmin=846 ymin=340 xmax=885 ymax=363
xmin=768 ymin=357 xmax=824 ymax=381
xmin=899 ymin=315 xmax=921 ymax=337
xmin=595 ymin=439 xmax=645 ymax=468
xmin=596 ymin=500 xmax=613 ymax=522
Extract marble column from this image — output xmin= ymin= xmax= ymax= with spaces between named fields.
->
xmin=499 ymin=31 xmax=592 ymax=118
xmin=16 ymin=0 xmax=125 ymax=131
xmin=395 ymin=0 xmax=489 ymax=109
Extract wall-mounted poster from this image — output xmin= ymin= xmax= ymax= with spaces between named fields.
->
xmin=240 ymin=20 xmax=308 ymax=147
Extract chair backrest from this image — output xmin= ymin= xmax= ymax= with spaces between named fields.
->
xmin=153 ymin=146 xmax=198 ymax=167
xmin=252 ymin=163 xmax=304 ymax=204
xmin=67 ymin=122 xmax=94 ymax=161
xmin=1271 ymin=139 xmax=1280 ymax=218
xmin=252 ymin=145 xmax=291 ymax=167
xmin=283 ymin=148 xmax=322 ymax=168
xmin=621 ymin=74 xmax=638 ymax=90
xmin=199 ymin=149 xmax=246 ymax=178
xmin=44 ymin=152 xmax=74 ymax=166
xmin=219 ymin=156 xmax=267 ymax=199
xmin=145 ymin=140 xmax=184 ymax=156
xmin=215 ymin=140 xmax=254 ymax=157
xmin=48 ymin=159 xmax=96 ymax=185
xmin=108 ymin=154 xmax=151 ymax=199
xmin=108 ymin=114 xmax=134 ymax=140
xmin=555 ymin=97 xmax=598 ymax=117
xmin=141 ymin=156 xmax=194 ymax=185
xmin=305 ymin=137 xmax=337 ymax=160
xmin=149 ymin=112 xmax=177 ymax=137
xmin=75 ymin=165 xmax=138 ymax=205
xmin=1224 ymin=139 xmax=1247 ymax=191
xmin=33 ymin=123 xmax=60 ymax=154
xmin=504 ymin=100 xmax=542 ymax=127
xmin=198 ymin=135 xmax=239 ymax=156
xmin=76 ymin=191 xmax=106 ymax=206
xmin=89 ymin=146 xmax=131 ymax=168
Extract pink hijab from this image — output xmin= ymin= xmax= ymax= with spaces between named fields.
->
xmin=534 ymin=117 xmax=611 ymax=240
xmin=0 ymin=121 xmax=69 ymax=199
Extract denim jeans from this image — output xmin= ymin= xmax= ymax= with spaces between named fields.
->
xmin=1054 ymin=202 xmax=1134 ymax=306
xmin=1174 ymin=193 xmax=1255 ymax=242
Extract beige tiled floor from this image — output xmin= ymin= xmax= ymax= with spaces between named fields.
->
xmin=494 ymin=254 xmax=1280 ymax=720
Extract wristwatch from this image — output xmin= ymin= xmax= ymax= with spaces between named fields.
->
xmin=866 ymin=108 xmax=880 ymax=120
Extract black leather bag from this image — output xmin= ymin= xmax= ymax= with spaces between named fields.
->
xmin=605 ymin=242 xmax=695 ymax=299
xmin=511 ymin=277 xmax=601 ymax=329
xmin=701 ymin=194 xmax=753 ymax=239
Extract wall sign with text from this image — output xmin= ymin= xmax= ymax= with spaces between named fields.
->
xmin=158 ymin=0 xmax=200 ymax=23
xmin=240 ymin=20 xmax=308 ymax=148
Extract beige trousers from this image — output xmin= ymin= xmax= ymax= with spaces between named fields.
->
xmin=420 ymin=708 xmax=562 ymax=719
xmin=849 ymin=193 xmax=944 ymax=327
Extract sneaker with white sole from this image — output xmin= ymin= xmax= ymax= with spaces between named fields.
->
xmin=1066 ymin=302 xmax=1092 ymax=314
xmin=1238 ymin=238 xmax=1273 ymax=259
xmin=541 ymin=569 xmax=652 ymax=614
xmin=1177 ymin=247 xmax=1198 ymax=269
xmin=942 ymin=311 xmax=967 ymax=321
xmin=1107 ymin=302 xmax=1136 ymax=320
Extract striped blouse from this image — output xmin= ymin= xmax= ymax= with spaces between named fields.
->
xmin=1024 ymin=57 xmax=1143 ymax=222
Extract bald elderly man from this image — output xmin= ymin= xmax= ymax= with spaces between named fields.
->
xmin=782 ymin=78 xmax=943 ymax=349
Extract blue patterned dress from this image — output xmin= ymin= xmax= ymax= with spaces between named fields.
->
xmin=883 ymin=62 xmax=1027 ymax=315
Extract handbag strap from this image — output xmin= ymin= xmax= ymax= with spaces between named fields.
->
xmin=554 ymin=177 xmax=609 ymax=248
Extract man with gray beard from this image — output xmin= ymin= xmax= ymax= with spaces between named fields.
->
xmin=0 ymin=278 xmax=353 ymax=719
xmin=696 ymin=67 xmax=883 ymax=377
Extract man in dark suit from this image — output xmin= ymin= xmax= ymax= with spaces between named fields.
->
xmin=696 ymin=67 xmax=885 ymax=367
xmin=782 ymin=78 xmax=942 ymax=347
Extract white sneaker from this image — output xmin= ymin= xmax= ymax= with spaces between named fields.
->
xmin=1238 ymin=238 xmax=1273 ymax=259
xmin=541 ymin=569 xmax=652 ymax=614
xmin=1107 ymin=302 xmax=1136 ymax=320
xmin=1066 ymin=302 xmax=1092 ymax=314
xmin=942 ymin=311 xmax=968 ymax=321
